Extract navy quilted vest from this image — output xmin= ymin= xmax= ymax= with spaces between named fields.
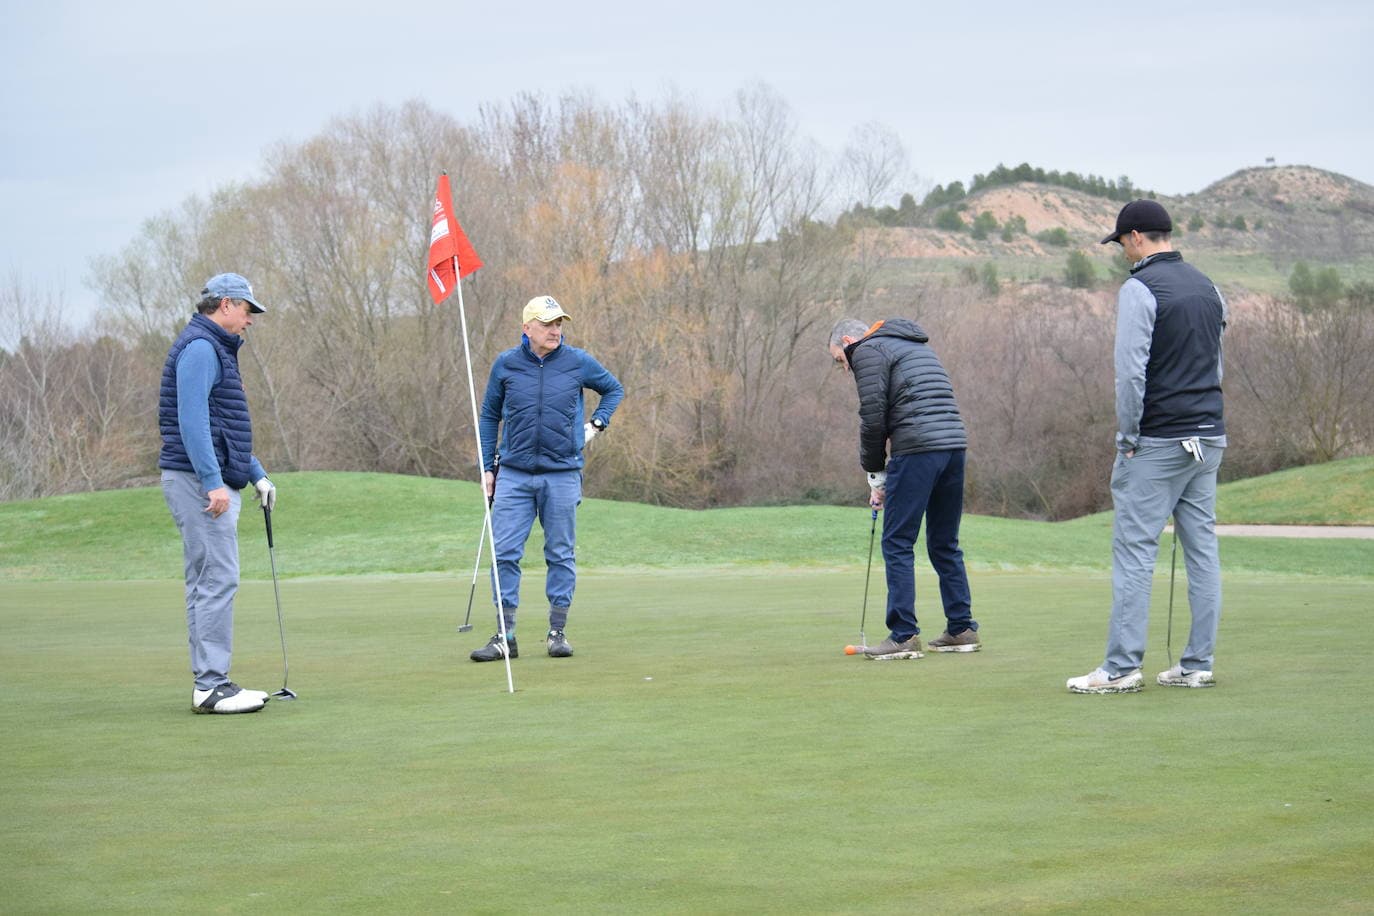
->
xmin=158 ymin=314 xmax=255 ymax=489
xmin=1130 ymin=252 xmax=1226 ymax=439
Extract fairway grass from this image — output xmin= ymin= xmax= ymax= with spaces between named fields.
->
xmin=3 ymin=570 xmax=1371 ymax=912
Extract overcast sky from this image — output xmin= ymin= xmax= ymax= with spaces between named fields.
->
xmin=3 ymin=0 xmax=1371 ymax=327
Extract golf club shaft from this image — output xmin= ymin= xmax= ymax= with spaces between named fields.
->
xmin=1166 ymin=518 xmax=1177 ymax=667
xmin=264 ymin=506 xmax=290 ymax=692
xmin=860 ymin=508 xmax=878 ymax=643
xmin=461 ymin=515 xmax=487 ymax=629
xmin=460 ymin=489 xmax=495 ymax=631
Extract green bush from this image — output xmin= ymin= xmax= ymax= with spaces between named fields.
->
xmin=1036 ymin=227 xmax=1071 ymax=247
xmin=935 ymin=208 xmax=967 ymax=231
xmin=1232 ymin=215 xmax=1248 ymax=231
xmin=970 ymin=210 xmax=1000 ymax=240
xmin=981 ymin=262 xmax=1000 ymax=295
xmin=1065 ymin=250 xmax=1096 ymax=288
xmin=1188 ymin=214 xmax=1205 ymax=232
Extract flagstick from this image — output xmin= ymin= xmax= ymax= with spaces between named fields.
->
xmin=453 ymin=263 xmax=515 ymax=695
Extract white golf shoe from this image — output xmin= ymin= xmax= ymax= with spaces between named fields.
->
xmin=193 ymin=683 xmax=267 ymax=714
xmin=1156 ymin=664 xmax=1215 ymax=688
xmin=1066 ymin=667 xmax=1143 ymax=694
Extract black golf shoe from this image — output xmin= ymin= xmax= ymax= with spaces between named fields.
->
xmin=547 ymin=629 xmax=573 ymax=658
xmin=470 ymin=634 xmax=517 ymax=662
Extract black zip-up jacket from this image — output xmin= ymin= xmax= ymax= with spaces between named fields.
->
xmin=844 ymin=318 xmax=967 ymax=473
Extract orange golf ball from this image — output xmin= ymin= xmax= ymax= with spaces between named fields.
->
xmin=844 ymin=645 xmax=858 ymax=655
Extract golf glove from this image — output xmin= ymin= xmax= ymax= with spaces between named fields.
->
xmin=584 ymin=422 xmax=599 ymax=444
xmin=254 ymin=477 xmax=277 ymax=511
xmin=866 ymin=471 xmax=887 ymax=491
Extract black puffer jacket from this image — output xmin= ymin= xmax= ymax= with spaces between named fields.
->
xmin=844 ymin=318 xmax=967 ymax=472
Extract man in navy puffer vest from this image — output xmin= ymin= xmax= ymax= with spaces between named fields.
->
xmin=470 ymin=296 xmax=624 ymax=663
xmin=159 ymin=273 xmax=277 ymax=714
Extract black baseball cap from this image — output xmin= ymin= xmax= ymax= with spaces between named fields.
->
xmin=1100 ymin=199 xmax=1172 ymax=245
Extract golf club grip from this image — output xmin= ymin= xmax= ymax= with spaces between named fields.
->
xmin=263 ymin=505 xmax=274 ymax=549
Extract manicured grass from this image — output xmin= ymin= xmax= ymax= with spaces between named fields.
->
xmin=2 ymin=571 xmax=1370 ymax=912
xmin=1216 ymin=455 xmax=1374 ymax=525
xmin=2 ymin=467 xmax=1371 ymax=583
xmin=2 ymin=468 xmax=1371 ymax=911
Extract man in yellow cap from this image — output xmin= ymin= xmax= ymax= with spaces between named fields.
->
xmin=471 ymin=296 xmax=624 ymax=662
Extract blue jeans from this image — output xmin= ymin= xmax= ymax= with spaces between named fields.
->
xmin=489 ymin=467 xmax=581 ymax=632
xmin=881 ymin=450 xmax=975 ymax=641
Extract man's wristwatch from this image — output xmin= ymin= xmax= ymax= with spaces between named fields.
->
xmin=590 ymin=418 xmax=606 ymax=431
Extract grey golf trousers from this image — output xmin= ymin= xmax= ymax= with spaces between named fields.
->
xmin=1105 ymin=438 xmax=1225 ymax=677
xmin=162 ymin=470 xmax=242 ymax=691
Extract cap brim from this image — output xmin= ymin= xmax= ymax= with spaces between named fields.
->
xmin=1100 ymin=231 xmax=1121 ymax=245
xmin=245 ymin=298 xmax=266 ymax=313
xmin=533 ymin=310 xmax=570 ymax=322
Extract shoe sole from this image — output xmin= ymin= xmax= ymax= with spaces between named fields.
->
xmin=868 ymin=651 xmax=925 ymax=660
xmin=548 ymin=650 xmax=573 ymax=658
xmin=1157 ymin=675 xmax=1214 ymax=688
xmin=929 ymin=644 xmax=980 ymax=653
xmin=192 ymin=703 xmax=265 ymax=714
xmin=1068 ymin=680 xmax=1143 ymax=694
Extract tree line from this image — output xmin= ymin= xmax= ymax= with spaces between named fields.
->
xmin=2 ymin=92 xmax=1370 ymax=516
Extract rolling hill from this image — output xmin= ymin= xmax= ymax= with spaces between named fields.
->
xmin=872 ymin=165 xmax=1374 ymax=296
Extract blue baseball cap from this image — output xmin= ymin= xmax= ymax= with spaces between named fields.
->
xmin=204 ymin=273 xmax=266 ymax=313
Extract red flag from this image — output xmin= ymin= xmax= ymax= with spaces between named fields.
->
xmin=427 ymin=173 xmax=483 ymax=303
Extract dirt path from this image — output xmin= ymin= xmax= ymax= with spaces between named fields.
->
xmin=1208 ymin=525 xmax=1374 ymax=539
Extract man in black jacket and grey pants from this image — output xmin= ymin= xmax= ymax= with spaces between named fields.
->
xmin=829 ymin=318 xmax=981 ymax=658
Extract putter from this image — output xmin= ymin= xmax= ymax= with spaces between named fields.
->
xmin=262 ymin=505 xmax=297 ymax=700
xmin=458 ymin=464 xmax=498 ymax=633
xmin=457 ymin=520 xmax=485 ymax=633
xmin=858 ymin=507 xmax=879 ymax=649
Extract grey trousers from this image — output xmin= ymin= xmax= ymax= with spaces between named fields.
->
xmin=162 ymin=470 xmax=241 ymax=691
xmin=1105 ymin=438 xmax=1224 ymax=676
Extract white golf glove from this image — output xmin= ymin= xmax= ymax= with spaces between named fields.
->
xmin=254 ymin=477 xmax=277 ymax=511
xmin=866 ymin=470 xmax=887 ymax=491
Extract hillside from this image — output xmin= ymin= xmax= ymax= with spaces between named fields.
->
xmin=874 ymin=165 xmax=1374 ymax=296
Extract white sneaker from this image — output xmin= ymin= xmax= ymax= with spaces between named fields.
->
xmin=1156 ymin=664 xmax=1215 ymax=688
xmin=1066 ymin=667 xmax=1143 ymax=694
xmin=193 ymin=683 xmax=266 ymax=714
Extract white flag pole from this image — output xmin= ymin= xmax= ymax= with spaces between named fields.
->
xmin=448 ymin=182 xmax=514 ymax=695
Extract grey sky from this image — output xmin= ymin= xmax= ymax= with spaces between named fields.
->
xmin=3 ymin=0 xmax=1371 ymax=327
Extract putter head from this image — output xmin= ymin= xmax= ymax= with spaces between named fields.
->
xmin=271 ymin=687 xmax=298 ymax=700
xmin=457 ymin=624 xmax=474 ymax=633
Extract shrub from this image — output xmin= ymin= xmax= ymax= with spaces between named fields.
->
xmin=1187 ymin=214 xmax=1205 ymax=231
xmin=1065 ymin=250 xmax=1096 ymax=288
xmin=1036 ymin=227 xmax=1071 ymax=247
xmin=935 ymin=208 xmax=967 ymax=231
xmin=970 ymin=211 xmax=1000 ymax=240
xmin=981 ymin=262 xmax=1000 ymax=295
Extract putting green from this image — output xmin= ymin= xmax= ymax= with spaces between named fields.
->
xmin=2 ymin=569 xmax=1370 ymax=912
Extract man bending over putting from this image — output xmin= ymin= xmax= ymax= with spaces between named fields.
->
xmin=829 ymin=317 xmax=980 ymax=659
